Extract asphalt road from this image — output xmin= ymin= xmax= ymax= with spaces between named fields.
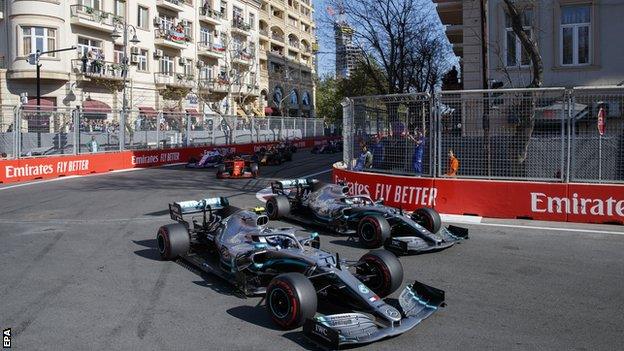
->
xmin=1 ymin=151 xmax=623 ymax=351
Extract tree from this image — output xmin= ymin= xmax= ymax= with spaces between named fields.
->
xmin=327 ymin=0 xmax=453 ymax=94
xmin=315 ymin=75 xmax=342 ymax=124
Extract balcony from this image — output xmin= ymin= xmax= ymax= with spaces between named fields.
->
xmin=205 ymin=78 xmax=230 ymax=93
xmin=232 ymin=52 xmax=254 ymax=66
xmin=154 ymin=28 xmax=191 ymax=50
xmin=156 ymin=0 xmax=187 ymax=12
xmin=288 ymin=41 xmax=300 ymax=51
xmin=197 ymin=42 xmax=225 ymax=59
xmin=231 ymin=18 xmax=251 ymax=36
xmin=71 ymin=59 xmax=125 ymax=82
xmin=271 ymin=33 xmax=284 ymax=44
xmin=70 ymin=5 xmax=122 ymax=33
xmin=259 ymin=29 xmax=269 ymax=39
xmin=199 ymin=8 xmax=224 ymax=25
xmin=154 ymin=72 xmax=195 ymax=89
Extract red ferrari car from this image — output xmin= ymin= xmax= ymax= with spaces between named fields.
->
xmin=216 ymin=157 xmax=259 ymax=179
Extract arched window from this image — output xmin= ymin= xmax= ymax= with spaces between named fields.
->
xmin=302 ymin=91 xmax=311 ymax=106
xmin=273 ymin=86 xmax=283 ymax=105
xmin=290 ymin=89 xmax=299 ymax=105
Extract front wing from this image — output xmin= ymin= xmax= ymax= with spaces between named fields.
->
xmin=217 ymin=171 xmax=256 ymax=179
xmin=303 ymin=281 xmax=445 ymax=349
xmin=384 ymin=225 xmax=469 ymax=255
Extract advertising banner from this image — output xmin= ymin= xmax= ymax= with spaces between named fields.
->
xmin=333 ymin=167 xmax=624 ymax=225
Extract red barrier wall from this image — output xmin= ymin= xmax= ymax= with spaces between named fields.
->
xmin=0 ymin=137 xmax=338 ymax=184
xmin=333 ymin=166 xmax=624 ymax=224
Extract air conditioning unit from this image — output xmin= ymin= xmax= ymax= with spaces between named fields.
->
xmin=130 ymin=47 xmax=140 ymax=55
xmin=196 ymin=60 xmax=205 ymax=68
xmin=153 ymin=18 xmax=161 ymax=26
xmin=179 ymin=57 xmax=187 ymax=65
xmin=154 ymin=49 xmax=163 ymax=58
xmin=130 ymin=55 xmax=140 ymax=64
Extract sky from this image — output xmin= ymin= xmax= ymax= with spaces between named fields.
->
xmin=312 ymin=0 xmax=453 ymax=78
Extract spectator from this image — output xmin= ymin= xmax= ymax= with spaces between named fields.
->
xmin=81 ymin=53 xmax=88 ymax=73
xmin=354 ymin=144 xmax=373 ymax=171
xmin=409 ymin=129 xmax=425 ymax=175
xmin=88 ymin=136 xmax=99 ymax=153
xmin=370 ymin=135 xmax=384 ymax=169
xmin=446 ymin=149 xmax=459 ymax=176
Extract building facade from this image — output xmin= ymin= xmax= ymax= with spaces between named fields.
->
xmin=334 ymin=22 xmax=362 ymax=79
xmin=434 ymin=0 xmax=624 ymax=89
xmin=0 ymin=0 xmax=317 ymax=117
xmin=258 ymin=0 xmax=316 ymax=117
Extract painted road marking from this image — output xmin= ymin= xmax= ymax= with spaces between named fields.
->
xmin=454 ymin=222 xmax=624 ymax=236
xmin=0 ymin=163 xmax=185 ymax=191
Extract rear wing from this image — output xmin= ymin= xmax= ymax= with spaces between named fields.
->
xmin=169 ymin=197 xmax=229 ymax=222
xmin=270 ymin=178 xmax=317 ymax=197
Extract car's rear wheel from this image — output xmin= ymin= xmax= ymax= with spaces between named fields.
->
xmin=356 ymin=250 xmax=403 ymax=297
xmin=411 ymin=207 xmax=442 ymax=233
xmin=156 ymin=223 xmax=190 ymax=260
xmin=216 ymin=164 xmax=226 ymax=178
xmin=266 ymin=273 xmax=317 ymax=330
xmin=250 ymin=163 xmax=259 ymax=178
xmin=266 ymin=195 xmax=290 ymax=219
xmin=357 ymin=215 xmax=391 ymax=249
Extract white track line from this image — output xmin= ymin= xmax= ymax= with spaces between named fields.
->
xmin=444 ymin=221 xmax=624 ymax=236
xmin=0 ymin=163 xmax=186 ymax=191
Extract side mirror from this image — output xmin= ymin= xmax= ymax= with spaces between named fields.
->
xmin=376 ymin=198 xmax=385 ymax=205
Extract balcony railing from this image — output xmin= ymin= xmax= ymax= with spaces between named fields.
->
xmin=197 ymin=41 xmax=226 ymax=54
xmin=271 ymin=33 xmax=284 ymax=42
xmin=289 ymin=41 xmax=300 ymax=49
xmin=155 ymin=72 xmax=195 ymax=88
xmin=72 ymin=59 xmax=125 ymax=80
xmin=232 ymin=19 xmax=251 ymax=32
xmin=70 ymin=5 xmax=123 ymax=28
xmin=259 ymin=29 xmax=269 ymax=37
xmin=155 ymin=28 xmax=192 ymax=45
xmin=200 ymin=7 xmax=223 ymax=20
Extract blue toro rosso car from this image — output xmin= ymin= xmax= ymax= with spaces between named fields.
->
xmin=156 ymin=196 xmax=446 ymax=348
xmin=265 ymin=179 xmax=469 ymax=255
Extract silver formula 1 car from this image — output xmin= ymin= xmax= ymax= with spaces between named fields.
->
xmin=265 ymin=179 xmax=469 ymax=255
xmin=156 ymin=196 xmax=445 ymax=348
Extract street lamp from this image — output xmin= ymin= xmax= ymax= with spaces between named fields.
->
xmin=111 ymin=21 xmax=140 ymax=150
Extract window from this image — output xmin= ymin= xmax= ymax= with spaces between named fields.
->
xmin=137 ymin=6 xmax=149 ymax=30
xmin=249 ymin=13 xmax=255 ymax=29
xmin=220 ymin=1 xmax=227 ymax=17
xmin=80 ymin=0 xmax=100 ymax=10
xmin=159 ymin=15 xmax=174 ymax=30
xmin=182 ymin=20 xmax=193 ymax=40
xmin=560 ymin=5 xmax=591 ymax=66
xmin=159 ymin=55 xmax=174 ymax=75
xmin=23 ymin=27 xmax=57 ymax=57
xmin=289 ymin=16 xmax=297 ymax=27
xmin=505 ymin=10 xmax=533 ymax=67
xmin=77 ymin=37 xmax=102 ymax=57
xmin=183 ymin=59 xmax=193 ymax=76
xmin=200 ymin=27 xmax=212 ymax=45
xmin=199 ymin=65 xmax=212 ymax=80
xmin=114 ymin=0 xmax=126 ymax=18
xmin=114 ymin=45 xmax=124 ymax=64
xmin=136 ymin=49 xmax=148 ymax=72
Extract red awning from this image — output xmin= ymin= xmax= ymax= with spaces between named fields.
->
xmin=23 ymin=98 xmax=55 ymax=112
xmin=83 ymin=99 xmax=111 ymax=114
xmin=138 ymin=106 xmax=158 ymax=118
xmin=186 ymin=109 xmax=200 ymax=117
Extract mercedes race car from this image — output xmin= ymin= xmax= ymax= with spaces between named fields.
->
xmin=265 ymin=179 xmax=469 ymax=254
xmin=186 ymin=150 xmax=224 ymax=168
xmin=156 ymin=196 xmax=446 ymax=348
xmin=216 ymin=156 xmax=259 ymax=179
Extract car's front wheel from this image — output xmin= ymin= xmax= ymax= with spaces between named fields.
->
xmin=156 ymin=223 xmax=190 ymax=260
xmin=356 ymin=250 xmax=403 ymax=298
xmin=357 ymin=215 xmax=391 ymax=249
xmin=411 ymin=207 xmax=442 ymax=233
xmin=266 ymin=273 xmax=317 ymax=330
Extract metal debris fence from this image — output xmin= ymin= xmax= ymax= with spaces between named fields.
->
xmin=343 ymin=86 xmax=624 ymax=184
xmin=0 ymin=107 xmax=331 ymax=159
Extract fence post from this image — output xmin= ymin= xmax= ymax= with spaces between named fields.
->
xmin=73 ymin=108 xmax=79 ymax=155
xmin=13 ymin=106 xmax=20 ymax=158
xmin=341 ymin=98 xmax=353 ymax=169
xmin=119 ymin=109 xmax=125 ymax=151
xmin=280 ymin=117 xmax=284 ymax=140
xmin=560 ymin=90 xmax=568 ymax=182
xmin=156 ymin=112 xmax=161 ymax=149
xmin=304 ymin=118 xmax=307 ymax=139
xmin=430 ymin=93 xmax=437 ymax=178
xmin=186 ymin=112 xmax=191 ymax=147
